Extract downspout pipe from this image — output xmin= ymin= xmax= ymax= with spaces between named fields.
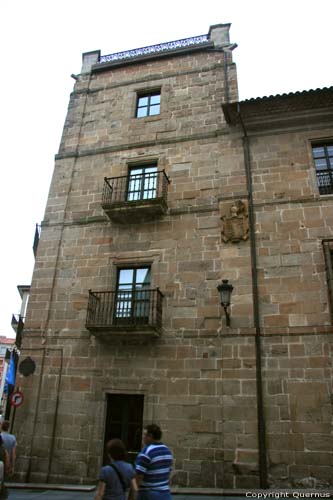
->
xmin=223 ymin=49 xmax=230 ymax=104
xmin=223 ymin=44 xmax=238 ymax=104
xmin=237 ymin=104 xmax=268 ymax=488
xmin=209 ymin=43 xmax=237 ymax=105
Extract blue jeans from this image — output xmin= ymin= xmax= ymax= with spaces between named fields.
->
xmin=137 ymin=490 xmax=171 ymax=500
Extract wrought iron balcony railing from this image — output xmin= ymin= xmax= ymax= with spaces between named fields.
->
xmin=86 ymin=288 xmax=163 ymax=335
xmin=11 ymin=314 xmax=24 ymax=347
xmin=103 ymin=170 xmax=169 ymax=205
xmin=102 ymin=170 xmax=170 ymax=222
xmin=98 ymin=34 xmax=209 ymax=64
xmin=317 ymin=169 xmax=333 ymax=195
xmin=33 ymin=223 xmax=41 ymax=258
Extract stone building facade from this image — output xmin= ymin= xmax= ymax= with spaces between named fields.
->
xmin=14 ymin=23 xmax=333 ymax=489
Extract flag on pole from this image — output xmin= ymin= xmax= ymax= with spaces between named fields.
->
xmin=5 ymin=354 xmax=15 ymax=387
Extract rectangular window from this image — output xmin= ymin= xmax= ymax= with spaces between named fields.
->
xmin=127 ymin=164 xmax=158 ymax=201
xmin=312 ymin=143 xmax=333 ymax=195
xmin=115 ymin=266 xmax=151 ymax=324
xmin=136 ymin=91 xmax=160 ymax=118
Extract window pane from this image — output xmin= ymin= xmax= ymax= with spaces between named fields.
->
xmin=118 ymin=269 xmax=133 ymax=285
xmin=130 ymin=168 xmax=143 ymax=177
xmin=149 ymin=104 xmax=160 ymax=116
xmin=128 ymin=178 xmax=142 ymax=200
xmin=116 ymin=291 xmax=132 ymax=317
xmin=313 ymin=147 xmax=325 ymax=158
xmin=150 ymin=94 xmax=160 ymax=105
xmin=138 ymin=96 xmax=148 ymax=106
xmin=137 ymin=107 xmax=147 ymax=118
xmin=143 ymin=173 xmax=157 ymax=199
xmin=128 ymin=169 xmax=143 ymax=201
xmin=135 ymin=268 xmax=151 ymax=285
xmin=118 ymin=284 xmax=133 ymax=292
xmin=315 ymin=158 xmax=328 ymax=170
xmin=327 ymin=146 xmax=333 ymax=156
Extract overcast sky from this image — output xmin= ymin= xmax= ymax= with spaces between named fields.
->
xmin=1 ymin=0 xmax=332 ymax=338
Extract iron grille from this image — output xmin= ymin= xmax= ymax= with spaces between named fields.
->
xmin=317 ymin=169 xmax=333 ymax=195
xmin=86 ymin=288 xmax=163 ymax=330
xmin=99 ymin=35 xmax=209 ymax=64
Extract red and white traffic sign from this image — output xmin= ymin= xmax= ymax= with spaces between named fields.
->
xmin=10 ymin=391 xmax=24 ymax=407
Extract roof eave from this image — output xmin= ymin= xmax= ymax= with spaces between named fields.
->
xmin=223 ymin=87 xmax=333 ymax=130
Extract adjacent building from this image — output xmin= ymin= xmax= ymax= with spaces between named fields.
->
xmin=14 ymin=24 xmax=333 ymax=489
xmin=0 ymin=336 xmax=15 ymax=412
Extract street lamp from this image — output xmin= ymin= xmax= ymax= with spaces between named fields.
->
xmin=217 ymin=280 xmax=234 ymax=327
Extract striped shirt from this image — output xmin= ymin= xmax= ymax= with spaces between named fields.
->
xmin=135 ymin=442 xmax=173 ymax=491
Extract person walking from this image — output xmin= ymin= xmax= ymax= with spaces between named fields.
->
xmin=0 ymin=421 xmax=16 ymax=477
xmin=94 ymin=439 xmax=136 ymax=500
xmin=0 ymin=435 xmax=10 ymax=500
xmin=135 ymin=424 xmax=173 ymax=500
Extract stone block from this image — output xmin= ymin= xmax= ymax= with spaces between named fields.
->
xmin=223 ymin=406 xmax=257 ymax=421
xmin=235 ymin=474 xmax=260 ymax=488
xmin=171 ymin=470 xmax=188 ymax=487
xmin=219 ymin=380 xmax=241 ymax=395
xmin=189 ymin=379 xmax=216 ymax=396
xmin=267 ymin=379 xmax=283 ymax=394
xmin=235 ymin=449 xmax=258 ymax=464
xmin=241 ymin=380 xmax=257 ymax=395
xmin=295 ymin=451 xmax=333 ymax=466
xmin=304 ymin=434 xmax=333 ymax=451
xmin=167 ymin=379 xmax=189 ymax=396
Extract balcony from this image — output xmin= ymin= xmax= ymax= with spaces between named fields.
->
xmin=11 ymin=314 xmax=24 ymax=348
xmin=86 ymin=288 xmax=163 ymax=339
xmin=317 ymin=169 xmax=333 ymax=195
xmin=11 ymin=314 xmax=20 ymax=333
xmin=33 ymin=223 xmax=41 ymax=258
xmin=102 ymin=170 xmax=170 ymax=223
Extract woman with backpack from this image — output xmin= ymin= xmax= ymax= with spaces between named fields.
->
xmin=94 ymin=439 xmax=136 ymax=500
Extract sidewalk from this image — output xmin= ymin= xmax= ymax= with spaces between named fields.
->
xmin=5 ymin=483 xmax=94 ymax=499
xmin=5 ymin=484 xmax=246 ymax=500
xmin=5 ymin=484 xmax=333 ymax=500
xmin=6 ymin=488 xmax=238 ymax=500
xmin=6 ymin=490 xmax=92 ymax=499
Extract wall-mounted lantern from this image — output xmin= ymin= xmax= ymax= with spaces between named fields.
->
xmin=217 ymin=279 xmax=234 ymax=327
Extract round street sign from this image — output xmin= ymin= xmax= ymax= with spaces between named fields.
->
xmin=10 ymin=391 xmax=24 ymax=407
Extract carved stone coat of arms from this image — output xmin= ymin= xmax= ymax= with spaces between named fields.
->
xmin=220 ymin=200 xmax=249 ymax=243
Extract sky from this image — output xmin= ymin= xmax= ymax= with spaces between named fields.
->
xmin=0 ymin=0 xmax=332 ymax=338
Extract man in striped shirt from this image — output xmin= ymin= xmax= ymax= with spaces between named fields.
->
xmin=135 ymin=424 xmax=173 ymax=500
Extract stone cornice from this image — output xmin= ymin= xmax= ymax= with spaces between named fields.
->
xmin=55 ymin=128 xmax=229 ymax=160
xmin=22 ymin=325 xmax=333 ymax=340
xmin=40 ymin=193 xmax=333 ymax=229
